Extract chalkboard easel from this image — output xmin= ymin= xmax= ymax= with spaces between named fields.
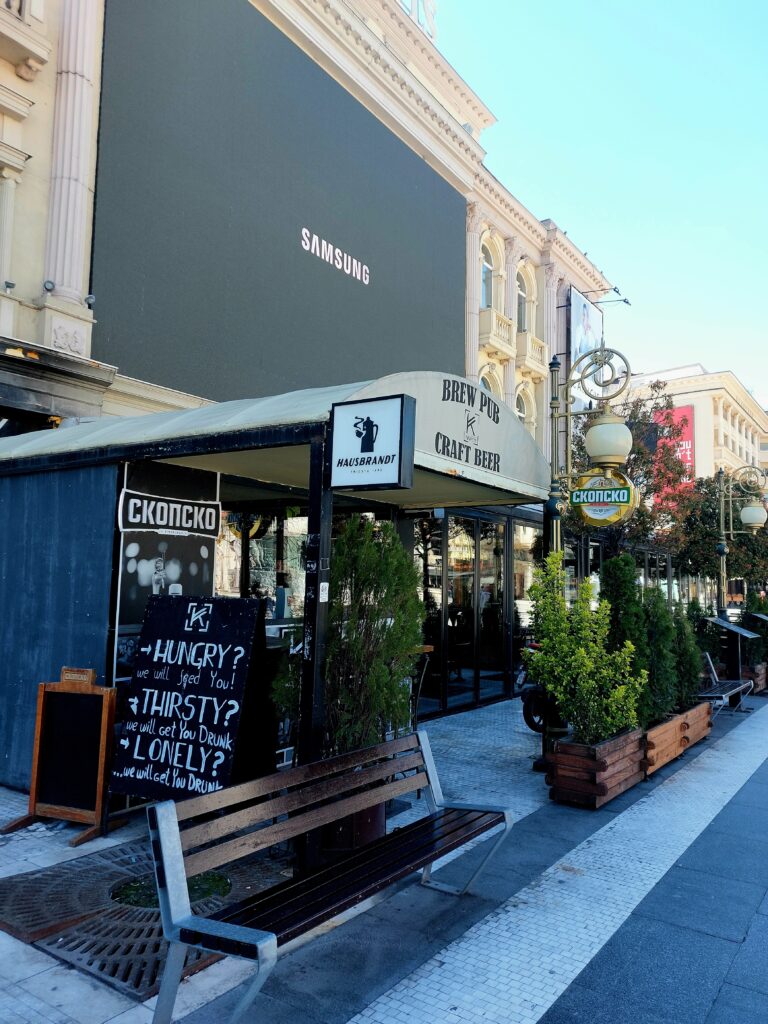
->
xmin=0 ymin=667 xmax=116 ymax=847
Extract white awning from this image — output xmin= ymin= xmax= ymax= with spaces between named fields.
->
xmin=0 ymin=372 xmax=550 ymax=508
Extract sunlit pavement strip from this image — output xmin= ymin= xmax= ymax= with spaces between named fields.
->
xmin=345 ymin=704 xmax=768 ymax=1024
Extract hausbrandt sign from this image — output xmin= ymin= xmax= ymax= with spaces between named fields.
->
xmin=330 ymin=395 xmax=415 ymax=490
xmin=118 ymin=490 xmax=221 ymax=538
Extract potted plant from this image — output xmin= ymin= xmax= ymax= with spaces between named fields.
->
xmin=742 ymin=592 xmax=768 ymax=693
xmin=598 ymin=556 xmax=712 ymax=776
xmin=525 ymin=553 xmax=647 ymax=808
xmin=642 ymin=597 xmax=712 ymax=776
xmin=321 ymin=515 xmax=424 ymax=850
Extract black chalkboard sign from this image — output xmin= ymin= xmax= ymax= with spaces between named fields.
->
xmin=0 ymin=668 xmax=116 ymax=847
xmin=110 ymin=596 xmax=263 ymax=800
xmin=37 ymin=692 xmax=103 ymax=810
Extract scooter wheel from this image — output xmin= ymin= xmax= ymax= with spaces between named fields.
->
xmin=522 ymin=691 xmax=547 ymax=733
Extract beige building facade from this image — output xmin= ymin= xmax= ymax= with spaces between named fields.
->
xmin=0 ymin=0 xmax=616 ymax=447
xmin=630 ymin=364 xmax=768 ymax=481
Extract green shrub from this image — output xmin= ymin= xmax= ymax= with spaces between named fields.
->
xmin=524 ymin=553 xmax=646 ymax=746
xmin=743 ymin=590 xmax=768 ymax=665
xmin=600 ymin=554 xmax=648 ymax=674
xmin=673 ymin=602 xmax=704 ymax=710
xmin=686 ymin=598 xmax=720 ymax=659
xmin=324 ymin=516 xmax=424 ymax=755
xmin=640 ymin=587 xmax=677 ymax=726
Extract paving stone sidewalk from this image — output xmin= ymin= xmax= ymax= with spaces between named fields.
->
xmin=1 ymin=698 xmax=767 ymax=1023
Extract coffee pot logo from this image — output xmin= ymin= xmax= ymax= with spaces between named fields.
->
xmin=354 ymin=415 xmax=378 ymax=453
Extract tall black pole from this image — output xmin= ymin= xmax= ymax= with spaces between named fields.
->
xmin=297 ymin=430 xmax=333 ymax=765
xmin=716 ymin=468 xmax=729 ymax=619
xmin=544 ymin=355 xmax=563 ymax=556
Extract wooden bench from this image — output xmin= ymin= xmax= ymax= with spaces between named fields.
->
xmin=698 ymin=653 xmax=753 ymax=717
xmin=147 ymin=731 xmax=512 ymax=1024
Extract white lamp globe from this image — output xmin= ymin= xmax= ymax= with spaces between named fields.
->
xmin=739 ymin=499 xmax=767 ymax=533
xmin=584 ymin=411 xmax=633 ymax=468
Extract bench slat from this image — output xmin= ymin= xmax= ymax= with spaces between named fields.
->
xmin=180 ymin=808 xmax=503 ymax=949
xmin=179 ymin=751 xmax=426 ymax=853
xmin=175 ymin=733 xmax=422 ymax=822
xmin=223 ymin=809 xmax=498 ymax=939
xmin=183 ymin=771 xmax=428 ymax=878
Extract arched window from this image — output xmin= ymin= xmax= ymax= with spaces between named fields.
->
xmin=480 ymin=371 xmax=501 ymax=397
xmin=481 ymin=245 xmax=494 ymax=309
xmin=516 ymin=271 xmax=527 ymax=330
xmin=515 ymin=388 xmax=536 ymax=437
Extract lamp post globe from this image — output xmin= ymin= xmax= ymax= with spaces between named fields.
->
xmin=584 ymin=411 xmax=633 ymax=469
xmin=739 ymin=499 xmax=767 ymax=533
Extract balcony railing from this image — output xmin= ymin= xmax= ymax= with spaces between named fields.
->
xmin=0 ymin=0 xmax=50 ymax=79
xmin=516 ymin=330 xmax=547 ymax=379
xmin=478 ymin=306 xmax=514 ymax=359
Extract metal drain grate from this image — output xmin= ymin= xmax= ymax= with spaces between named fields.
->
xmin=0 ymin=840 xmax=151 ymax=941
xmin=37 ymin=903 xmax=219 ymax=998
xmin=30 ymin=849 xmax=293 ymax=1000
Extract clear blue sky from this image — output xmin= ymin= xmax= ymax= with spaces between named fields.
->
xmin=433 ymin=0 xmax=767 ymax=406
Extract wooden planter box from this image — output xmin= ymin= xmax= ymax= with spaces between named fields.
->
xmin=546 ymin=727 xmax=644 ymax=809
xmin=743 ymin=663 xmax=766 ymax=694
xmin=643 ymin=702 xmax=712 ymax=776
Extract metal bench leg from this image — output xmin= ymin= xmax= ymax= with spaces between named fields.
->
xmin=152 ymin=941 xmax=187 ymax=1024
xmin=230 ymin=939 xmax=278 ymax=1024
xmin=420 ymin=819 xmax=513 ymax=897
xmin=456 ymin=821 xmax=512 ymax=896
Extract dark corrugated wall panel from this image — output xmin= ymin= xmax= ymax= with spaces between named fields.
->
xmin=0 ymin=465 xmax=118 ymax=789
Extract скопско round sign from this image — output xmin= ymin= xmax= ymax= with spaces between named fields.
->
xmin=569 ymin=469 xmax=637 ymax=527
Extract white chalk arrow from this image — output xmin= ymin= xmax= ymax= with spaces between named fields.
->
xmin=120 ymin=738 xmax=129 ymax=748
xmin=128 ymin=697 xmax=139 ymax=715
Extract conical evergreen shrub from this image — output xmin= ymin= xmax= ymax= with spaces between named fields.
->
xmin=673 ymin=601 xmax=704 ymax=711
xmin=640 ymin=587 xmax=677 ymax=726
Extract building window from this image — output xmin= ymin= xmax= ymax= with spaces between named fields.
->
xmin=516 ymin=271 xmax=527 ymax=330
xmin=515 ymin=388 xmax=536 ymax=437
xmin=481 ymin=245 xmax=494 ymax=309
xmin=481 ymin=371 xmax=501 ymax=397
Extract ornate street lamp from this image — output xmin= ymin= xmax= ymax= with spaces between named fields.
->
xmin=715 ymin=466 xmax=768 ymax=618
xmin=546 ymin=342 xmax=634 ymax=554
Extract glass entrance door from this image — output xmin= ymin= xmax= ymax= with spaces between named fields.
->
xmin=477 ymin=521 xmax=506 ymax=700
xmin=446 ymin=516 xmax=476 ymax=708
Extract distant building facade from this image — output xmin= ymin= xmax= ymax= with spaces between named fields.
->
xmin=630 ymin=364 xmax=768 ymax=479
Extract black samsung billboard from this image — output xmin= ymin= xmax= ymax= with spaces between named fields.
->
xmin=91 ymin=0 xmax=466 ymax=400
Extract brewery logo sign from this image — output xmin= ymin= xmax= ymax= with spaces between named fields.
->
xmin=570 ymin=469 xmax=637 ymax=527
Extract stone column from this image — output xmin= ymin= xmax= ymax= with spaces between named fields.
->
xmin=43 ymin=0 xmax=98 ymax=305
xmin=0 ymin=172 xmax=18 ymax=287
xmin=503 ymin=236 xmax=522 ymax=408
xmin=465 ymin=202 xmax=483 ymax=381
xmin=715 ymin=397 xmax=724 ymax=446
xmin=543 ymin=262 xmax=561 ymax=354
xmin=0 ymin=170 xmax=20 ymax=336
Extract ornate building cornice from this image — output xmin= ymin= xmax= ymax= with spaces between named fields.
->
xmin=255 ymin=0 xmax=485 ymax=192
xmin=352 ymin=0 xmax=495 ymax=135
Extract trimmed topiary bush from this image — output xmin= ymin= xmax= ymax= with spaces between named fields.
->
xmin=640 ymin=587 xmax=677 ymax=727
xmin=324 ymin=516 xmax=424 ymax=755
xmin=673 ymin=601 xmax=704 ymax=711
xmin=600 ymin=554 xmax=648 ymax=675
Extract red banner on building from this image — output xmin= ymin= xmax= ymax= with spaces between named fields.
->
xmin=670 ymin=405 xmax=695 ymax=482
